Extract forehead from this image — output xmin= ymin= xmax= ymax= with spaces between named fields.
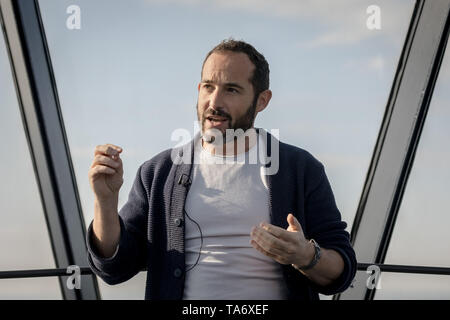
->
xmin=202 ymin=51 xmax=254 ymax=85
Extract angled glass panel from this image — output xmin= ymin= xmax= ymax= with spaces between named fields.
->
xmin=374 ymin=273 xmax=450 ymax=300
xmin=97 ymin=271 xmax=147 ymax=300
xmin=0 ymin=277 xmax=62 ymax=300
xmin=0 ymin=24 xmax=61 ymax=299
xmin=384 ymin=39 xmax=450 ymax=269
xmin=37 ymin=0 xmax=414 ymax=298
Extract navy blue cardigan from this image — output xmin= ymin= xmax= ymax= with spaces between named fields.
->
xmin=86 ymin=128 xmax=357 ymax=300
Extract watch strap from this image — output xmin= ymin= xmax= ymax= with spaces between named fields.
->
xmin=294 ymin=239 xmax=321 ymax=271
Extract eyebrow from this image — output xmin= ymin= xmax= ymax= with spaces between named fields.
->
xmin=201 ymin=79 xmax=245 ymax=91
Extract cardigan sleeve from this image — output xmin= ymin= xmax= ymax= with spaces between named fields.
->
xmin=302 ymin=162 xmax=357 ymax=296
xmin=86 ymin=164 xmax=149 ymax=285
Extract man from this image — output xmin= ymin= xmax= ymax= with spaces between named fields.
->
xmin=87 ymin=39 xmax=356 ymax=300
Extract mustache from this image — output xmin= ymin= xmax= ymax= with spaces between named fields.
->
xmin=203 ymin=109 xmax=231 ymax=120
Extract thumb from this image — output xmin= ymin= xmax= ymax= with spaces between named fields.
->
xmin=287 ymin=213 xmax=302 ymax=232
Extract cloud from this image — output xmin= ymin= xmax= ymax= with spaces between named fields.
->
xmin=144 ymin=0 xmax=415 ymax=48
xmin=296 ymin=1 xmax=414 ymax=48
xmin=303 ymin=29 xmax=369 ymax=48
xmin=342 ymin=54 xmax=386 ymax=78
xmin=367 ymin=55 xmax=385 ymax=72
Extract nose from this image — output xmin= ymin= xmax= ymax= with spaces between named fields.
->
xmin=208 ymin=87 xmax=226 ymax=112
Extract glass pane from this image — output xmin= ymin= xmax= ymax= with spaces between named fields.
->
xmin=37 ymin=0 xmax=414 ymax=298
xmin=0 ymin=26 xmax=61 ymax=298
xmin=0 ymin=277 xmax=62 ymax=300
xmin=98 ymin=271 xmax=147 ymax=300
xmin=374 ymin=273 xmax=450 ymax=300
xmin=384 ymin=39 xmax=450 ymax=268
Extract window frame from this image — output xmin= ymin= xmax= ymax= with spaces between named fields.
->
xmin=0 ymin=0 xmax=100 ymax=300
xmin=1 ymin=0 xmax=449 ymax=300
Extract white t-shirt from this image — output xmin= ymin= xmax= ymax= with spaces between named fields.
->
xmin=182 ymin=129 xmax=289 ymax=300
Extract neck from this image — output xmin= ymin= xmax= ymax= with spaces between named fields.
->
xmin=201 ymin=128 xmax=258 ymax=156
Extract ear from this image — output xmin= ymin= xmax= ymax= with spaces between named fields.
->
xmin=255 ymin=89 xmax=272 ymax=113
xmin=198 ymin=83 xmax=201 ymax=92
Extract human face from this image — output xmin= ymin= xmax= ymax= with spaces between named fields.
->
xmin=197 ymin=52 xmax=258 ymax=142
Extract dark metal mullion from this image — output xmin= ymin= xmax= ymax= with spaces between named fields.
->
xmin=3 ymin=263 xmax=450 ymax=279
xmin=375 ymin=8 xmax=450 ymax=265
xmin=28 ymin=0 xmax=77 ymax=268
xmin=356 ymin=0 xmax=426 ymax=299
xmin=0 ymin=0 xmax=72 ymax=300
xmin=336 ymin=0 xmax=424 ymax=300
xmin=1 ymin=2 xmax=69 ymax=299
xmin=0 ymin=0 xmax=100 ymax=299
xmin=377 ymin=8 xmax=450 ymax=263
xmin=337 ymin=0 xmax=450 ymax=300
xmin=366 ymin=7 xmax=450 ymax=301
xmin=357 ymin=264 xmax=450 ymax=276
xmin=0 ymin=268 xmax=94 ymax=279
xmin=16 ymin=0 xmax=100 ymax=299
xmin=33 ymin=0 xmax=86 ymax=240
xmin=349 ymin=0 xmax=423 ymax=245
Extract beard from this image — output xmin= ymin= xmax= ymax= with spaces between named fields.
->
xmin=197 ymin=96 xmax=258 ymax=145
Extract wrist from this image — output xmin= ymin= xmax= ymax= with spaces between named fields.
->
xmin=94 ymin=196 xmax=119 ymax=223
xmin=304 ymin=240 xmax=316 ymax=265
xmin=293 ymin=239 xmax=321 ymax=271
xmin=95 ymin=194 xmax=118 ymax=210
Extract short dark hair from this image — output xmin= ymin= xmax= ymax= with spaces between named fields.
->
xmin=201 ymin=38 xmax=270 ymax=100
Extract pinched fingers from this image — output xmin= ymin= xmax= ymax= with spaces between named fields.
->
xmin=90 ymin=164 xmax=116 ymax=175
xmin=92 ymin=144 xmax=123 ymax=173
xmin=91 ymin=154 xmax=121 ymax=171
xmin=94 ymin=144 xmax=122 ymax=159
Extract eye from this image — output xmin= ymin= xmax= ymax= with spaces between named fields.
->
xmin=227 ymin=87 xmax=239 ymax=93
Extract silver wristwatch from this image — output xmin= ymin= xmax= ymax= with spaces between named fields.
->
xmin=296 ymin=239 xmax=321 ymax=271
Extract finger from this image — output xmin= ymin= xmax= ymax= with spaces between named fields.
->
xmin=91 ymin=164 xmax=116 ymax=175
xmin=97 ymin=154 xmax=123 ymax=176
xmin=104 ymin=153 xmax=123 ymax=172
xmin=110 ymin=152 xmax=122 ymax=161
xmin=114 ymin=155 xmax=124 ymax=174
xmin=94 ymin=144 xmax=120 ymax=155
xmin=287 ymin=213 xmax=302 ymax=232
xmin=250 ymin=239 xmax=290 ymax=265
xmin=251 ymin=226 xmax=286 ymax=251
xmin=94 ymin=144 xmax=122 ymax=158
xmin=251 ymin=226 xmax=289 ymax=256
xmin=105 ymin=143 xmax=122 ymax=153
xmin=250 ymin=239 xmax=278 ymax=261
xmin=259 ymin=222 xmax=293 ymax=242
xmin=91 ymin=154 xmax=120 ymax=170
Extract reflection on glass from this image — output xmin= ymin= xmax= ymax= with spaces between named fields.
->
xmin=374 ymin=273 xmax=450 ymax=300
xmin=37 ymin=0 xmax=414 ymax=298
xmin=0 ymin=27 xmax=61 ymax=298
xmin=384 ymin=40 xmax=450 ymax=269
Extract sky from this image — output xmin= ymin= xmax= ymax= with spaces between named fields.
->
xmin=1 ymin=0 xmax=449 ymax=299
